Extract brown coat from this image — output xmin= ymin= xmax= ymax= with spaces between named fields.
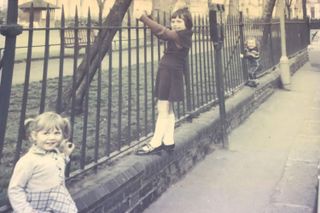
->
xmin=140 ymin=15 xmax=193 ymax=102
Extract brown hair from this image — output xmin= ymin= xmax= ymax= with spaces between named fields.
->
xmin=171 ymin=7 xmax=193 ymax=30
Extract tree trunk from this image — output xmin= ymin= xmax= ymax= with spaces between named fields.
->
xmin=285 ymin=0 xmax=293 ymax=19
xmin=60 ymin=0 xmax=133 ymax=114
xmin=261 ymin=0 xmax=277 ymax=49
xmin=262 ymin=0 xmax=277 ymax=22
xmin=302 ymin=0 xmax=307 ymax=19
xmin=96 ymin=0 xmax=107 ymax=19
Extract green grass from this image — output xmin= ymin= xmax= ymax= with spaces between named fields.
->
xmin=0 ymin=50 xmax=222 ymax=204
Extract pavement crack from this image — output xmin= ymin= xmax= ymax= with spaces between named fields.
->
xmin=287 ymin=158 xmax=318 ymax=165
xmin=272 ymin=202 xmax=313 ymax=210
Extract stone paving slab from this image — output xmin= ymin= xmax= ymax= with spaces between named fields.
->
xmin=143 ymin=48 xmax=320 ymax=213
xmin=269 ymin=160 xmax=318 ymax=208
xmin=265 ymin=204 xmax=313 ymax=213
xmin=289 ymin=135 xmax=320 ymax=163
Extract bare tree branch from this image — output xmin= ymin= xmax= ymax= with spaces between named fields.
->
xmin=59 ymin=0 xmax=133 ymax=114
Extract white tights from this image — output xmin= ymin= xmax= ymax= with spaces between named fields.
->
xmin=149 ymin=100 xmax=175 ymax=147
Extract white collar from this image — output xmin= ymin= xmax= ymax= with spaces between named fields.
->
xmin=29 ymin=144 xmax=60 ymax=155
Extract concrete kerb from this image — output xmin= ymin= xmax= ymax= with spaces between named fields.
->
xmin=66 ymin=49 xmax=308 ymax=213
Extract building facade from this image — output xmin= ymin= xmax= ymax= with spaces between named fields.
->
xmin=238 ymin=0 xmax=264 ymax=17
xmin=307 ymin=0 xmax=320 ymax=19
xmin=0 ymin=0 xmax=7 ymax=11
xmin=18 ymin=0 xmax=58 ymax=27
xmin=18 ymin=0 xmax=116 ymax=20
xmin=14 ymin=0 xmax=311 ymax=22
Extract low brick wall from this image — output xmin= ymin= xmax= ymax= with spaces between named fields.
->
xmin=289 ymin=48 xmax=309 ymax=75
xmin=67 ymin=49 xmax=309 ymax=213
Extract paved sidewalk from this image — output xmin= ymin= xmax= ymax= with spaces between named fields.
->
xmin=143 ymin=46 xmax=320 ymax=213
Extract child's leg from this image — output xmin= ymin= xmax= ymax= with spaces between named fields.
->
xmin=149 ymin=100 xmax=171 ymax=148
xmin=254 ymin=59 xmax=262 ymax=78
xmin=247 ymin=60 xmax=254 ymax=79
xmin=163 ymin=102 xmax=175 ymax=146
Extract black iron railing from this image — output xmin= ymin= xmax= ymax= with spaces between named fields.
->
xmin=0 ymin=5 xmax=310 ymax=205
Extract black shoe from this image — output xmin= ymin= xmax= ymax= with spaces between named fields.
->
xmin=163 ymin=144 xmax=175 ymax=152
xmin=135 ymin=143 xmax=163 ymax=155
xmin=246 ymin=80 xmax=258 ymax=88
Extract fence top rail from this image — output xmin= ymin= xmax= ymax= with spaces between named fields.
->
xmin=20 ymin=25 xmax=150 ymax=31
xmin=64 ymin=28 xmax=96 ymax=47
xmin=286 ymin=19 xmax=308 ymax=24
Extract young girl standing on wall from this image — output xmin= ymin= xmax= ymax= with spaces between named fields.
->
xmin=134 ymin=3 xmax=193 ymax=155
xmin=8 ymin=112 xmax=78 ymax=213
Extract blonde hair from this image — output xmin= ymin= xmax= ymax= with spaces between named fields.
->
xmin=24 ymin=112 xmax=71 ymax=140
xmin=245 ymin=37 xmax=259 ymax=48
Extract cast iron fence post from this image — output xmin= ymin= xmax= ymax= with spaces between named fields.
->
xmin=0 ymin=0 xmax=22 ymax=160
xmin=185 ymin=58 xmax=192 ymax=121
xmin=306 ymin=16 xmax=310 ymax=45
xmin=209 ymin=4 xmax=229 ymax=149
xmin=239 ymin=12 xmax=248 ymax=81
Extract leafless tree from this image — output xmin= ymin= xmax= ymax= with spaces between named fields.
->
xmin=302 ymin=0 xmax=307 ymax=19
xmin=58 ymin=0 xmax=133 ymax=114
xmin=261 ymin=0 xmax=277 ymax=47
xmin=262 ymin=0 xmax=277 ymax=22
xmin=285 ymin=0 xmax=293 ymax=19
xmin=96 ymin=0 xmax=107 ymax=20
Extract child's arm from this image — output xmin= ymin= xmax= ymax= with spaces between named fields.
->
xmin=244 ymin=48 xmax=260 ymax=59
xmin=250 ymin=49 xmax=260 ymax=59
xmin=59 ymin=140 xmax=75 ymax=163
xmin=8 ymin=158 xmax=37 ymax=213
xmin=139 ymin=15 xmax=182 ymax=43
